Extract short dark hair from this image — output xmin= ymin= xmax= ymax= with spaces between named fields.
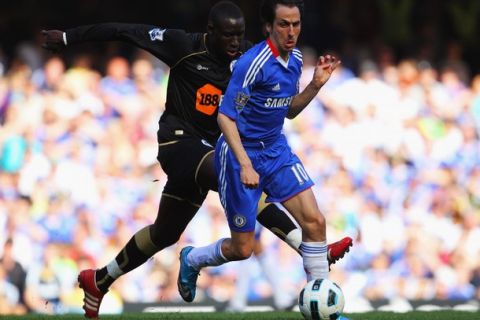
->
xmin=260 ymin=0 xmax=304 ymax=25
xmin=208 ymin=1 xmax=244 ymax=27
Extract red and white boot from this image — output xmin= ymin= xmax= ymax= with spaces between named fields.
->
xmin=327 ymin=236 xmax=353 ymax=267
xmin=78 ymin=269 xmax=107 ymax=319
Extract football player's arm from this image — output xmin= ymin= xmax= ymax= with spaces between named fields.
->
xmin=218 ymin=113 xmax=259 ymax=189
xmin=41 ymin=23 xmax=189 ymax=66
xmin=217 ymin=57 xmax=259 ymax=189
xmin=288 ymin=54 xmax=341 ymax=119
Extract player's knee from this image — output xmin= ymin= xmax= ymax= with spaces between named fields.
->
xmin=230 ymin=244 xmax=253 ymax=260
xmin=150 ymin=226 xmax=180 ymax=248
xmin=234 ymin=248 xmax=253 ymax=260
xmin=162 ymin=234 xmax=181 ymax=248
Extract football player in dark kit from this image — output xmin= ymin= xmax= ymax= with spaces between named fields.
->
xmin=42 ymin=1 xmax=351 ymax=318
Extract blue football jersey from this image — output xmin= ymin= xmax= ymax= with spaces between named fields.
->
xmin=219 ymin=38 xmax=303 ymax=146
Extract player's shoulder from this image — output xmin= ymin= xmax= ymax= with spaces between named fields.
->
xmin=188 ymin=32 xmax=205 ymax=45
xmin=186 ymin=32 xmax=214 ymax=52
xmin=244 ymin=40 xmax=270 ymax=59
xmin=234 ymin=40 xmax=269 ymax=70
xmin=240 ymin=39 xmax=253 ymax=53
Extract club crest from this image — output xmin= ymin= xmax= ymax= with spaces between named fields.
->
xmin=233 ymin=214 xmax=247 ymax=227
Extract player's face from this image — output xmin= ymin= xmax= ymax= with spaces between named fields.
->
xmin=211 ymin=17 xmax=245 ymax=60
xmin=267 ymin=4 xmax=301 ymax=57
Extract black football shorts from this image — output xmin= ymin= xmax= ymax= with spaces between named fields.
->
xmin=157 ymin=138 xmax=214 ymax=207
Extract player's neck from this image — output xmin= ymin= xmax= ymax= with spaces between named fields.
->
xmin=267 ymin=37 xmax=289 ymax=61
xmin=205 ymin=34 xmax=230 ymax=63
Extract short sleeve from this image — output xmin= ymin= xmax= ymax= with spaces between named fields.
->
xmin=219 ymin=54 xmax=258 ymax=120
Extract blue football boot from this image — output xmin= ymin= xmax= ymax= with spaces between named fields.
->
xmin=177 ymin=246 xmax=200 ymax=302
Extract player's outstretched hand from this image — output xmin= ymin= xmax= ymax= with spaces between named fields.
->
xmin=41 ymin=30 xmax=65 ymax=52
xmin=312 ymin=55 xmax=341 ymax=89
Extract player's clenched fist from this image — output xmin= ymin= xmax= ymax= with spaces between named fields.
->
xmin=240 ymin=164 xmax=259 ymax=189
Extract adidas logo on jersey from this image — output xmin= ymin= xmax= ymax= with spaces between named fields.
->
xmin=272 ymin=83 xmax=281 ymax=91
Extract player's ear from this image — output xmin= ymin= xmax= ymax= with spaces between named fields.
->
xmin=264 ymin=23 xmax=272 ymax=36
xmin=207 ymin=22 xmax=214 ymax=36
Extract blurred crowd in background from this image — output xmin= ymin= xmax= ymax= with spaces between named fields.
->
xmin=0 ymin=42 xmax=480 ymax=313
xmin=1 ymin=30 xmax=480 ymax=316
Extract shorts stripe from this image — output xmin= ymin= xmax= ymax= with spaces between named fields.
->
xmin=218 ymin=141 xmax=229 ymax=210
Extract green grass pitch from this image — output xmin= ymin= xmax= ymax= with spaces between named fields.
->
xmin=1 ymin=311 xmax=479 ymax=319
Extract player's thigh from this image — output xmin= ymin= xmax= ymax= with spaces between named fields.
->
xmin=196 ymin=151 xmax=217 ymax=192
xmin=281 ymin=187 xmax=321 ymax=225
xmin=256 ymin=193 xmax=269 ymax=213
xmin=216 ymin=137 xmax=262 ymax=233
xmin=157 ymin=138 xmax=213 ymax=205
xmin=222 ymin=180 xmax=262 ymax=233
xmin=263 ymin=152 xmax=314 ymax=204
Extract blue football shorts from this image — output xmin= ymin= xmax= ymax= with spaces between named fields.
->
xmin=215 ymin=134 xmax=314 ymax=233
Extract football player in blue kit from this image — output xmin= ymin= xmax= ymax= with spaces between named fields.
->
xmin=178 ymin=0 xmax=344 ymax=303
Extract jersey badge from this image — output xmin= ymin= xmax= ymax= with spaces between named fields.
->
xmin=272 ymin=83 xmax=281 ymax=91
xmin=234 ymin=92 xmax=250 ymax=112
xmin=149 ymin=28 xmax=166 ymax=41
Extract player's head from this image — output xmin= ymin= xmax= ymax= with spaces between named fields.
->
xmin=260 ymin=0 xmax=303 ymax=56
xmin=207 ymin=1 xmax=245 ymax=61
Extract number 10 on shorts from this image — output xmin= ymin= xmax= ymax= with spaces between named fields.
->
xmin=291 ymin=163 xmax=309 ymax=185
